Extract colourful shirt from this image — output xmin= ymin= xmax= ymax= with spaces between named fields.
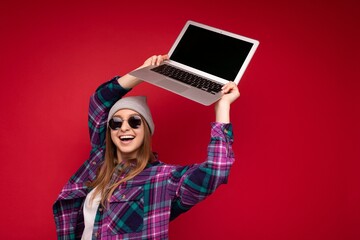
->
xmin=53 ymin=77 xmax=235 ymax=240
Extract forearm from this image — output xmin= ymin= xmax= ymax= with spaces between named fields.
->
xmin=215 ymin=102 xmax=230 ymax=123
xmin=89 ymin=77 xmax=130 ymax=147
xmin=117 ymin=74 xmax=143 ymax=89
xmin=169 ymin=123 xmax=234 ymax=205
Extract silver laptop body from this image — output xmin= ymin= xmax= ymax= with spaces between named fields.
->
xmin=130 ymin=20 xmax=259 ymax=106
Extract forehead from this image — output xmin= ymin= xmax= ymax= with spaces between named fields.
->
xmin=113 ymin=108 xmax=140 ymax=118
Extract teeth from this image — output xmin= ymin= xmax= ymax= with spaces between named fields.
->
xmin=120 ymin=135 xmax=135 ymax=140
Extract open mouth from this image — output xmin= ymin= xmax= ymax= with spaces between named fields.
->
xmin=120 ymin=135 xmax=135 ymax=142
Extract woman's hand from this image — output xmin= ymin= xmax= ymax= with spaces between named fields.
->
xmin=215 ymin=82 xmax=240 ymax=123
xmin=218 ymin=82 xmax=240 ymax=105
xmin=118 ymin=54 xmax=168 ymax=89
xmin=138 ymin=54 xmax=169 ymax=69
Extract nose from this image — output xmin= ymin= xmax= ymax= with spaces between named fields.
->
xmin=120 ymin=119 xmax=131 ymax=132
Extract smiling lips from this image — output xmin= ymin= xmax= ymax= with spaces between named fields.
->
xmin=119 ymin=135 xmax=135 ymax=142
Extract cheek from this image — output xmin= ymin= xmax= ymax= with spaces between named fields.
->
xmin=110 ymin=131 xmax=118 ymax=143
xmin=139 ymin=135 xmax=145 ymax=146
xmin=136 ymin=128 xmax=145 ymax=144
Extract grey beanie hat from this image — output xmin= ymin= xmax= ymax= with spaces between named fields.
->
xmin=107 ymin=96 xmax=155 ymax=135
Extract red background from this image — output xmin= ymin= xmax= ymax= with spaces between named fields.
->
xmin=0 ymin=0 xmax=359 ymax=239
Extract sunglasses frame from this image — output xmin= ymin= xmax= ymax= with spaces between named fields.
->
xmin=108 ymin=115 xmax=142 ymax=130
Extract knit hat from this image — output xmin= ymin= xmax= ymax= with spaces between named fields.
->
xmin=107 ymin=96 xmax=155 ymax=135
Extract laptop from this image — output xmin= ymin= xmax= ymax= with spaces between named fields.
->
xmin=129 ymin=20 xmax=259 ymax=106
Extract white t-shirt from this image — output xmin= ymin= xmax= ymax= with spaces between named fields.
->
xmin=81 ymin=188 xmax=101 ymax=240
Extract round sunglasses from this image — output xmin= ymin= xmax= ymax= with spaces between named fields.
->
xmin=108 ymin=115 xmax=142 ymax=130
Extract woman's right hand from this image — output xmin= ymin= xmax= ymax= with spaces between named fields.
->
xmin=138 ymin=54 xmax=169 ymax=69
xmin=118 ymin=54 xmax=168 ymax=89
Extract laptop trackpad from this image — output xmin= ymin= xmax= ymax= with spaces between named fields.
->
xmin=156 ymin=79 xmax=189 ymax=93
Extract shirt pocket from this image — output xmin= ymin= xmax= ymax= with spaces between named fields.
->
xmin=107 ymin=186 xmax=144 ymax=235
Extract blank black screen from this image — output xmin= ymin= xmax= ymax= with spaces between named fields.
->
xmin=170 ymin=25 xmax=254 ymax=81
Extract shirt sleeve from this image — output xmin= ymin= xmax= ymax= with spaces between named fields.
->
xmin=167 ymin=122 xmax=235 ymax=220
xmin=88 ymin=76 xmax=131 ymax=149
xmin=54 ymin=77 xmax=131 ymax=239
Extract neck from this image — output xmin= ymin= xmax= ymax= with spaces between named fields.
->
xmin=116 ymin=150 xmax=137 ymax=164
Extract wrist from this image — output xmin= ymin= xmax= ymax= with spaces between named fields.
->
xmin=215 ymin=100 xmax=230 ymax=112
xmin=117 ymin=74 xmax=143 ymax=89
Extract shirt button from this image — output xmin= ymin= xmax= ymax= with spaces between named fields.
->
xmin=98 ymin=207 xmax=103 ymax=212
xmin=94 ymin=232 xmax=99 ymax=237
xmin=92 ymin=161 xmax=96 ymax=165
xmin=122 ymin=195 xmax=126 ymax=199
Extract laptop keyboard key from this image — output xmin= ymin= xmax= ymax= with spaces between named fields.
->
xmin=151 ymin=64 xmax=223 ymax=94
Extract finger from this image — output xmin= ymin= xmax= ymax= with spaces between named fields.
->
xmin=156 ymin=55 xmax=163 ymax=65
xmin=221 ymin=82 xmax=235 ymax=93
xmin=147 ymin=56 xmax=154 ymax=66
xmin=152 ymin=55 xmax=157 ymax=65
xmin=221 ymin=82 xmax=234 ymax=89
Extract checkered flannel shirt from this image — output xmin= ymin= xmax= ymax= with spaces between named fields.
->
xmin=53 ymin=77 xmax=235 ymax=239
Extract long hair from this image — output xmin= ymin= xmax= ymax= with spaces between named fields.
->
xmin=89 ymin=116 xmax=155 ymax=207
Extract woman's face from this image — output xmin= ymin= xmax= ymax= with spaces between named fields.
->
xmin=110 ymin=109 xmax=145 ymax=162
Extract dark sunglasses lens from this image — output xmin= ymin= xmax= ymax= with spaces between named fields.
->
xmin=109 ymin=116 xmax=141 ymax=130
xmin=128 ymin=116 xmax=142 ymax=129
xmin=109 ymin=118 xmax=123 ymax=130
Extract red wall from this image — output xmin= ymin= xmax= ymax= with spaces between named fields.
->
xmin=1 ymin=0 xmax=359 ymax=239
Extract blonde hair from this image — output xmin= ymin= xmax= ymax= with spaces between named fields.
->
xmin=89 ymin=116 xmax=155 ymax=207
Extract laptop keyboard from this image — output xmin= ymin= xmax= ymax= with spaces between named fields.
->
xmin=151 ymin=64 xmax=223 ymax=94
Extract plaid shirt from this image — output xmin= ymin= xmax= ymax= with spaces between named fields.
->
xmin=53 ymin=77 xmax=235 ymax=240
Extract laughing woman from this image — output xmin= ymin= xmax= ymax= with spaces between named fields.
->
xmin=53 ymin=55 xmax=240 ymax=240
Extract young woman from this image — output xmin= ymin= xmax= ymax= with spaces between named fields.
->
xmin=53 ymin=55 xmax=240 ymax=239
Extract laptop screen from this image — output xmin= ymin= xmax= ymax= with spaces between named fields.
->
xmin=170 ymin=24 xmax=254 ymax=81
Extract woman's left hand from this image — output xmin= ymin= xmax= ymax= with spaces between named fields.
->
xmin=217 ymin=82 xmax=240 ymax=106
xmin=214 ymin=82 xmax=240 ymax=123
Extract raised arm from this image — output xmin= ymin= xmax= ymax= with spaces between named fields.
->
xmin=88 ymin=78 xmax=130 ymax=149
xmin=168 ymin=83 xmax=240 ymax=219
xmin=89 ymin=54 xmax=169 ymax=149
